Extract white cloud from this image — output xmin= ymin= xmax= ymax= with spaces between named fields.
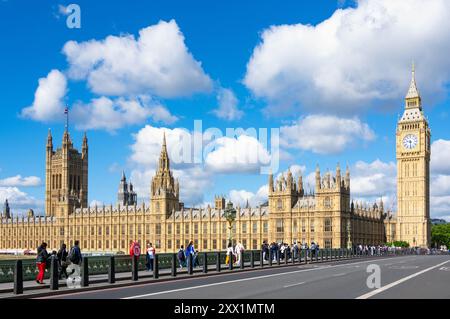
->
xmin=212 ymin=88 xmax=244 ymax=121
xmin=0 ymin=187 xmax=43 ymax=216
xmin=21 ymin=69 xmax=67 ymax=122
xmin=351 ymin=159 xmax=396 ymax=197
xmin=205 ymin=135 xmax=272 ymax=173
xmin=63 ymin=20 xmax=212 ymax=97
xmin=281 ymin=115 xmax=375 ymax=154
xmin=244 ymin=0 xmax=450 ymax=115
xmin=431 ymin=139 xmax=450 ymax=175
xmin=72 ymin=95 xmax=178 ymax=132
xmin=0 ymin=175 xmax=41 ymax=187
xmin=229 ymin=185 xmax=269 ymax=208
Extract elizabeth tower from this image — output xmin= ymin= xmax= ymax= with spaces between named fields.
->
xmin=396 ymin=65 xmax=431 ymax=248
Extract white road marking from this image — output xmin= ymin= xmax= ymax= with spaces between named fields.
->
xmin=284 ymin=282 xmax=305 ymax=288
xmin=356 ymin=259 xmax=450 ymax=299
xmin=332 ymin=273 xmax=347 ymax=277
xmin=122 ymin=257 xmax=407 ymax=299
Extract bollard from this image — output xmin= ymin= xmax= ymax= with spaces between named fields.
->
xmin=293 ymin=250 xmax=296 ymax=264
xmin=320 ymin=250 xmax=323 ymax=262
xmin=108 ymin=256 xmax=115 ymax=284
xmin=203 ymin=252 xmax=208 ymax=274
xmin=285 ymin=252 xmax=289 ymax=265
xmin=14 ymin=260 xmax=23 ymax=295
xmin=250 ymin=251 xmax=255 ymax=268
xmin=228 ymin=252 xmax=233 ymax=271
xmin=216 ymin=252 xmax=221 ymax=272
xmin=153 ymin=255 xmax=159 ymax=279
xmin=188 ymin=254 xmax=194 ymax=275
xmin=260 ymin=250 xmax=264 ymax=268
xmin=269 ymin=250 xmax=273 ymax=267
xmin=240 ymin=252 xmax=244 ymax=270
xmin=50 ymin=255 xmax=59 ymax=290
xmin=132 ymin=255 xmax=139 ymax=281
xmin=171 ymin=253 xmax=177 ymax=277
xmin=277 ymin=250 xmax=281 ymax=266
xmin=305 ymin=250 xmax=308 ymax=264
xmin=81 ymin=257 xmax=89 ymax=287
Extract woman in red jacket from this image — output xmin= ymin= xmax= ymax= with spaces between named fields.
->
xmin=36 ymin=242 xmax=48 ymax=284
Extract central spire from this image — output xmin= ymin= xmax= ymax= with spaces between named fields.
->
xmin=158 ymin=131 xmax=170 ymax=171
xmin=405 ymin=61 xmax=422 ymax=109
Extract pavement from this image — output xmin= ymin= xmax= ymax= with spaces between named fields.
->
xmin=17 ymin=254 xmax=450 ymax=299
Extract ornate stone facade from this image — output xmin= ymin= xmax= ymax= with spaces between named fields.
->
xmin=0 ymin=69 xmax=432 ymax=252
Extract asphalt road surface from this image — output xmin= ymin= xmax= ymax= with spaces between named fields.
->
xmin=40 ymin=255 xmax=450 ymax=299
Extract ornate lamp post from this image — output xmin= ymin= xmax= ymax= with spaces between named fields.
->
xmin=224 ymin=201 xmax=236 ymax=245
xmin=346 ymin=219 xmax=353 ymax=250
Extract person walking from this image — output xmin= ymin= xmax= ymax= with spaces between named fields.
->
xmin=68 ymin=240 xmax=83 ymax=266
xmin=177 ymin=245 xmax=186 ymax=269
xmin=146 ymin=243 xmax=156 ymax=271
xmin=36 ymin=242 xmax=49 ymax=284
xmin=185 ymin=241 xmax=195 ymax=269
xmin=57 ymin=243 xmax=69 ymax=279
xmin=235 ymin=242 xmax=244 ymax=266
xmin=225 ymin=242 xmax=235 ymax=265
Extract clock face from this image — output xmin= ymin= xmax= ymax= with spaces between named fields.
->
xmin=402 ymin=134 xmax=418 ymax=150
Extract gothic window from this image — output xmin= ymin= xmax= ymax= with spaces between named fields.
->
xmin=242 ymin=222 xmax=247 ymax=234
xmin=155 ymin=202 xmax=160 ymax=213
xmin=324 ymin=197 xmax=331 ymax=208
xmin=301 ymin=219 xmax=306 ymax=232
xmin=194 ymin=223 xmax=199 ymax=234
xmin=252 ymin=222 xmax=257 ymax=233
xmin=167 ymin=224 xmax=172 ymax=235
xmin=293 ymin=220 xmax=298 ymax=234
xmin=203 ymin=239 xmax=208 ymax=249
xmin=310 ymin=219 xmax=315 ymax=232
xmin=203 ymin=223 xmax=208 ymax=234
xmin=324 ymin=239 xmax=332 ymax=249
xmin=185 ymin=224 xmax=189 ymax=235
xmin=156 ymin=224 xmax=161 ymax=235
xmin=176 ymin=224 xmax=181 ymax=235
xmin=277 ymin=199 xmax=283 ymax=210
xmin=324 ymin=218 xmax=332 ymax=232
xmin=263 ymin=222 xmax=268 ymax=233
xmin=276 ymin=219 xmax=284 ymax=233
xmin=213 ymin=222 xmax=217 ymax=234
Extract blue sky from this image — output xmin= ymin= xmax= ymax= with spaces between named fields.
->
xmin=0 ymin=0 xmax=449 ymax=220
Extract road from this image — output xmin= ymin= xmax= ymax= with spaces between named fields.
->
xmin=39 ymin=255 xmax=450 ymax=299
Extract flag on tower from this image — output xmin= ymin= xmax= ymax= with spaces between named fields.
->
xmin=64 ymin=106 xmax=69 ymax=114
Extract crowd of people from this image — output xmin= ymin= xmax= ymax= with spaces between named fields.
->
xmin=35 ymin=239 xmax=423 ymax=284
xmin=35 ymin=240 xmax=82 ymax=284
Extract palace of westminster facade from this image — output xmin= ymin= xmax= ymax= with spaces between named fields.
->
xmin=0 ymin=69 xmax=431 ymax=252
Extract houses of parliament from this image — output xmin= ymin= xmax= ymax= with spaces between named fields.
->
xmin=0 ymin=68 xmax=431 ymax=252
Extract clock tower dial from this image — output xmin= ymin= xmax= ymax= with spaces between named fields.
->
xmin=402 ymin=134 xmax=418 ymax=150
xmin=396 ymin=64 xmax=431 ymax=248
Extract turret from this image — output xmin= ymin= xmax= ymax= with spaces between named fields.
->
xmin=336 ymin=163 xmax=341 ymax=189
xmin=345 ymin=165 xmax=350 ymax=189
xmin=297 ymin=174 xmax=304 ymax=196
xmin=315 ymin=164 xmax=321 ymax=192
xmin=47 ymin=129 xmax=53 ymax=152
xmin=268 ymin=171 xmax=274 ymax=194
xmin=82 ymin=132 xmax=88 ymax=157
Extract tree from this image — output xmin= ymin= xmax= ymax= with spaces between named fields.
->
xmin=386 ymin=241 xmax=409 ymax=248
xmin=431 ymin=224 xmax=450 ymax=248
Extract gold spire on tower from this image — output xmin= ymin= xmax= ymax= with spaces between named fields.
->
xmin=405 ymin=61 xmax=422 ymax=109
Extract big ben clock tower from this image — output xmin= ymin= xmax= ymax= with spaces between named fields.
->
xmin=396 ymin=64 xmax=431 ymax=248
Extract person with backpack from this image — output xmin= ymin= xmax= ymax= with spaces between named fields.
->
xmin=178 ymin=245 xmax=186 ymax=269
xmin=36 ymin=242 xmax=49 ymax=284
xmin=68 ymin=240 xmax=83 ymax=267
xmin=57 ymin=243 xmax=69 ymax=279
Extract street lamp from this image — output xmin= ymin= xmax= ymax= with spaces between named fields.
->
xmin=224 ymin=201 xmax=236 ymax=245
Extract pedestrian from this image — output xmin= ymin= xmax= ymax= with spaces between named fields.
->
xmin=185 ymin=241 xmax=195 ymax=268
xmin=68 ymin=240 xmax=83 ymax=268
xmin=177 ymin=245 xmax=186 ymax=269
xmin=193 ymin=250 xmax=200 ymax=268
xmin=235 ymin=242 xmax=244 ymax=266
xmin=225 ymin=242 xmax=235 ymax=265
xmin=36 ymin=242 xmax=49 ymax=284
xmin=146 ymin=243 xmax=155 ymax=271
xmin=57 ymin=243 xmax=69 ymax=279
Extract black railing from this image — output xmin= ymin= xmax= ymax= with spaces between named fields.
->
xmin=7 ymin=247 xmax=444 ymax=295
